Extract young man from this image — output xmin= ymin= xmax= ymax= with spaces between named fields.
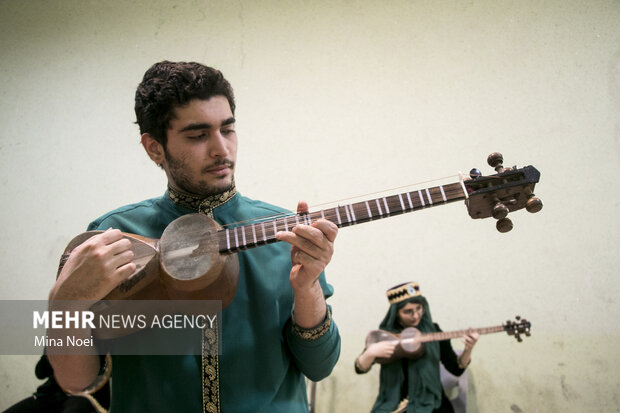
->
xmin=48 ymin=61 xmax=341 ymax=412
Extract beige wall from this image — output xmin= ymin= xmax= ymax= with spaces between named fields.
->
xmin=1 ymin=0 xmax=618 ymax=411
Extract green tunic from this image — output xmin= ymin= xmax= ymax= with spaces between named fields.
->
xmin=88 ymin=191 xmax=340 ymax=412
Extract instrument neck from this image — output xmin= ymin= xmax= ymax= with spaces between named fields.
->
xmin=414 ymin=325 xmax=505 ymax=343
xmin=218 ymin=180 xmax=468 ymax=254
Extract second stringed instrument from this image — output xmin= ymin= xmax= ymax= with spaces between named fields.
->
xmin=366 ymin=316 xmax=532 ymax=364
xmin=58 ymin=153 xmax=542 ymax=338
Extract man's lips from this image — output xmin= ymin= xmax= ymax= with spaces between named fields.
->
xmin=203 ymin=161 xmax=234 ymax=175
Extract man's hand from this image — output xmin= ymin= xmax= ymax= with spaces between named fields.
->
xmin=275 ymin=201 xmax=338 ymax=328
xmin=48 ymin=229 xmax=135 ymax=392
xmin=50 ymin=229 xmax=136 ymax=304
xmin=275 ymin=201 xmax=338 ymax=290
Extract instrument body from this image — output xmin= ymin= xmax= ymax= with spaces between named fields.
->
xmin=365 ymin=327 xmax=426 ymax=363
xmin=59 ymin=215 xmax=239 ymax=339
xmin=59 ymin=215 xmax=240 ymax=306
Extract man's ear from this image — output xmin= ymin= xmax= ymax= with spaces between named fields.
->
xmin=141 ymin=133 xmax=165 ymax=165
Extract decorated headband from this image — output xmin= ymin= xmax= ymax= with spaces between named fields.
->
xmin=386 ymin=282 xmax=421 ymax=305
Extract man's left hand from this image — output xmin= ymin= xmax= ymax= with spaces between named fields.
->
xmin=276 ymin=200 xmax=338 ymax=291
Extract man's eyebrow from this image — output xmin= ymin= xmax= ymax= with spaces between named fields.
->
xmin=178 ymin=117 xmax=236 ymax=132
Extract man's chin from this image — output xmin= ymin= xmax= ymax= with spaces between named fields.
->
xmin=201 ymin=177 xmax=235 ymax=195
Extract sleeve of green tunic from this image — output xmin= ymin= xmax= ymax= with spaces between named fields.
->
xmin=285 ymin=297 xmax=341 ymax=381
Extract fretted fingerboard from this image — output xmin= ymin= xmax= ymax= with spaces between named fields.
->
xmin=417 ymin=325 xmax=506 ymax=343
xmin=218 ymin=181 xmax=468 ymax=254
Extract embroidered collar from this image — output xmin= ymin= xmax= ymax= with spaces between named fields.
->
xmin=168 ymin=183 xmax=237 ymax=217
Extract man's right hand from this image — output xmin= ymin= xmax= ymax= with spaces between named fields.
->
xmin=49 ymin=229 xmax=136 ymax=304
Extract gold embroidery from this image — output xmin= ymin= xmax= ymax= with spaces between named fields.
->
xmin=169 ymin=185 xmax=232 ymax=412
xmin=202 ymin=324 xmax=220 ymax=413
xmin=292 ymin=308 xmax=332 ymax=341
xmin=168 ymin=183 xmax=237 ymax=217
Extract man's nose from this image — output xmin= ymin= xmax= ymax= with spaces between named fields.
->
xmin=208 ymin=132 xmax=229 ymax=158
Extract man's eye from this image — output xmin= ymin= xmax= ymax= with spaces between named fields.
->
xmin=222 ymin=129 xmax=235 ymax=136
xmin=188 ymin=133 xmax=207 ymax=140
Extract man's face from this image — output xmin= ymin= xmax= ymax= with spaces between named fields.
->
xmin=163 ymin=96 xmax=237 ymax=196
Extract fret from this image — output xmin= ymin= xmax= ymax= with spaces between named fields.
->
xmin=398 ymin=194 xmax=406 ymax=211
xmin=241 ymin=225 xmax=247 ymax=249
xmin=439 ymin=185 xmax=447 ymax=202
xmin=343 ymin=202 xmax=367 ymax=225
xmin=344 ymin=205 xmax=352 ymax=223
xmin=349 ymin=204 xmax=356 ymax=222
xmin=233 ymin=227 xmax=240 ymax=250
xmin=251 ymin=224 xmax=257 ymax=244
xmin=418 ymin=190 xmax=425 ymax=207
xmin=283 ymin=218 xmax=289 ymax=232
xmin=425 ymin=188 xmax=433 ymax=205
xmin=335 ymin=206 xmax=342 ymax=225
xmin=261 ymin=222 xmax=267 ymax=242
xmin=272 ymin=220 xmax=277 ymax=238
xmin=365 ymin=201 xmax=373 ymax=220
xmin=406 ymin=192 xmax=414 ymax=209
xmin=340 ymin=206 xmax=351 ymax=226
xmin=382 ymin=195 xmax=406 ymax=217
xmin=375 ymin=199 xmax=383 ymax=216
xmin=322 ymin=208 xmax=335 ymax=224
xmin=429 ymin=187 xmax=446 ymax=204
xmin=459 ymin=177 xmax=469 ymax=199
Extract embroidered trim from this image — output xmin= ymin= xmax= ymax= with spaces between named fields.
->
xmin=386 ymin=282 xmax=421 ymax=305
xmin=292 ymin=308 xmax=332 ymax=341
xmin=168 ymin=183 xmax=237 ymax=217
xmin=202 ymin=325 xmax=220 ymax=413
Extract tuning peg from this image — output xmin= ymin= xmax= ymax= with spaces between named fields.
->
xmin=492 ymin=202 xmax=509 ymax=219
xmin=526 ymin=195 xmax=543 ymax=213
xmin=469 ymin=168 xmax=482 ymax=179
xmin=487 ymin=152 xmax=505 ymax=173
xmin=496 ymin=217 xmax=513 ymax=233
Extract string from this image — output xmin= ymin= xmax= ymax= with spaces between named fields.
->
xmin=219 ymin=173 xmax=474 ymax=230
xmin=216 ymin=187 xmax=471 ymax=251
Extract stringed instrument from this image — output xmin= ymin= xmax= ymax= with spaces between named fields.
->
xmin=58 ymin=153 xmax=542 ymax=337
xmin=366 ymin=316 xmax=531 ymax=364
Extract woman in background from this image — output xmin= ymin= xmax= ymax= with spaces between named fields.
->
xmin=355 ymin=282 xmax=479 ymax=413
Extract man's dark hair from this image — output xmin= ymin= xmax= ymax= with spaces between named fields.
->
xmin=134 ymin=61 xmax=236 ymax=147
